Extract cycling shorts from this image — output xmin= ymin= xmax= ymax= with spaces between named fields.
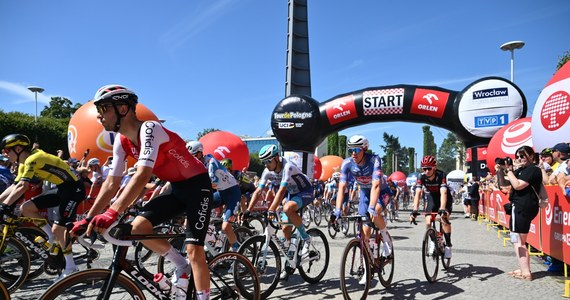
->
xmin=286 ymin=189 xmax=314 ymax=212
xmin=424 ymin=193 xmax=453 ymax=214
xmin=212 ymin=185 xmax=241 ymax=222
xmin=139 ymin=173 xmax=213 ymax=246
xmin=32 ymin=180 xmax=85 ymax=225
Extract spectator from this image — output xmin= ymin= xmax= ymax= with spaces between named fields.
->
xmin=538 ymin=148 xmax=557 ymax=184
xmin=469 ymin=176 xmax=480 ymax=220
xmin=503 ymin=145 xmax=542 ymax=281
xmin=551 ymin=143 xmax=570 ymax=194
xmin=0 ymin=156 xmax=14 ymax=194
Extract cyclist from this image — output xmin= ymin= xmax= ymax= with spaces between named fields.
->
xmin=323 ymin=172 xmax=340 ymax=205
xmin=0 ymin=134 xmax=86 ymax=278
xmin=244 ymin=144 xmax=314 ymax=280
xmin=331 ymin=135 xmax=393 ymax=256
xmin=220 ymin=158 xmax=256 ymax=219
xmin=387 ymin=178 xmax=400 ymax=220
xmin=410 ymin=155 xmax=453 ymax=259
xmin=70 ymin=84 xmax=213 ymax=300
xmin=188 ymin=141 xmax=242 ymax=252
xmin=0 ymin=156 xmax=14 ymax=194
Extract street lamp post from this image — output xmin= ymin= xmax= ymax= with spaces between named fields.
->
xmin=500 ymin=41 xmax=525 ymax=82
xmin=27 ymin=86 xmax=45 ymax=124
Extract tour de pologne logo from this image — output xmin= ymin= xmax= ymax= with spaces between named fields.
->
xmin=540 ymin=90 xmax=570 ymax=131
xmin=501 ymin=120 xmax=532 ymax=153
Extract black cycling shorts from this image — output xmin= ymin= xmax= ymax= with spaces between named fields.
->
xmin=424 ymin=194 xmax=453 ymax=214
xmin=139 ymin=173 xmax=213 ymax=246
xmin=31 ymin=180 xmax=85 ymax=225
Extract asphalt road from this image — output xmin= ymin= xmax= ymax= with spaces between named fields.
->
xmin=10 ymin=203 xmax=567 ymax=299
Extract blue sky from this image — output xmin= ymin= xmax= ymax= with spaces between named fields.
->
xmin=1 ymin=0 xmax=569 ymax=159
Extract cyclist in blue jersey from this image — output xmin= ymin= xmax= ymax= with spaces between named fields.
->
xmin=187 ymin=141 xmax=242 ymax=252
xmin=244 ymin=144 xmax=314 ymax=280
xmin=410 ymin=155 xmax=453 ymax=259
xmin=330 ymin=135 xmax=393 ymax=258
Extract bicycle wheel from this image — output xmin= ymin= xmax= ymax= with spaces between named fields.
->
xmin=340 ymin=239 xmax=370 ymax=300
xmin=209 ymin=252 xmax=261 ymax=300
xmin=341 ymin=217 xmax=350 ymax=236
xmin=38 ymin=269 xmax=145 ymax=299
xmin=223 ymin=226 xmax=254 ymax=252
xmin=327 ymin=222 xmax=338 ymax=239
xmin=0 ymin=237 xmax=30 ymax=293
xmin=134 ymin=225 xmax=179 ymax=278
xmin=378 ymin=232 xmax=395 ymax=288
xmin=244 ymin=215 xmax=265 ymax=236
xmin=0 ymin=280 xmax=8 ymax=300
xmin=313 ymin=205 xmax=323 ymax=226
xmin=238 ymin=235 xmax=280 ymax=299
xmin=422 ymin=228 xmax=439 ymax=283
xmin=16 ymin=226 xmax=48 ymax=280
xmin=298 ymin=228 xmax=329 ymax=284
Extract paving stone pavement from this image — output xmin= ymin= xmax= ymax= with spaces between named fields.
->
xmin=10 ymin=203 xmax=568 ymax=299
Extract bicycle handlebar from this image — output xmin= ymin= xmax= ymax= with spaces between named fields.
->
xmin=102 ymin=221 xmax=135 ymax=247
xmin=75 ymin=232 xmax=106 ymax=249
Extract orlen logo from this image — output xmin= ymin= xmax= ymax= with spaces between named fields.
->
xmin=410 ymin=88 xmax=449 ymax=118
xmin=214 ymin=146 xmax=230 ymax=158
xmin=500 ymin=120 xmax=532 ymax=154
xmin=325 ymin=94 xmax=357 ymax=125
xmin=95 ymin=130 xmax=115 ymax=153
xmin=67 ymin=125 xmax=78 ymax=155
xmin=540 ymin=90 xmax=570 ymax=131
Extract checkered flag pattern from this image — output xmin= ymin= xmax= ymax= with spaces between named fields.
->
xmin=363 ymin=88 xmax=404 ymax=116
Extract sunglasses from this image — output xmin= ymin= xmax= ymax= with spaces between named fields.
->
xmin=95 ymin=104 xmax=115 ymax=114
xmin=422 ymin=167 xmax=433 ymax=171
xmin=261 ymin=158 xmax=273 ymax=165
xmin=348 ymin=148 xmax=363 ymax=154
xmin=516 ymin=155 xmax=526 ymax=159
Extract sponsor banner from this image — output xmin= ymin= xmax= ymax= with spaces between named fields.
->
xmin=410 ymin=88 xmax=449 ymax=118
xmin=325 ymin=94 xmax=358 ymax=125
xmin=465 ymin=148 xmax=472 ymax=162
xmin=477 ymin=147 xmax=487 ymax=160
xmin=457 ymin=78 xmax=525 ymax=138
xmin=362 ymin=88 xmax=404 ymax=116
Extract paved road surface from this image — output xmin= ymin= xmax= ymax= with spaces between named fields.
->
xmin=11 ymin=203 xmax=567 ymax=299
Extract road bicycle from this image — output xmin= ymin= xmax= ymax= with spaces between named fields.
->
xmin=238 ymin=215 xmax=330 ymax=299
xmin=339 ymin=215 xmax=395 ymax=300
xmin=412 ymin=212 xmax=451 ymax=283
xmin=39 ymin=221 xmax=261 ymax=300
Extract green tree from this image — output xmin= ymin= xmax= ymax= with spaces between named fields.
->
xmin=422 ymin=125 xmax=437 ymax=158
xmin=327 ymin=132 xmax=339 ymax=156
xmin=379 ymin=132 xmax=408 ymax=174
xmin=408 ymin=147 xmax=416 ymax=173
xmin=40 ymin=96 xmax=78 ymax=119
xmin=339 ymin=135 xmax=347 ymax=158
xmin=196 ymin=128 xmax=220 ymax=140
xmin=556 ymin=50 xmax=570 ymax=71
xmin=248 ymin=152 xmax=265 ymax=176
xmin=437 ymin=132 xmax=459 ymax=173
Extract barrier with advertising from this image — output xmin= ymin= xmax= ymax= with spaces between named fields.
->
xmin=482 ymin=186 xmax=569 ymax=264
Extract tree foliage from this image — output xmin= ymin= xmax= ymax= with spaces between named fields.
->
xmin=196 ymin=128 xmax=220 ymax=140
xmin=379 ymin=132 xmax=411 ymax=175
xmin=339 ymin=135 xmax=347 ymax=158
xmin=437 ymin=132 xmax=459 ymax=173
xmin=40 ymin=97 xmax=78 ymax=120
xmin=422 ymin=126 xmax=437 ymax=158
xmin=327 ymin=132 xmax=339 ymax=156
xmin=248 ymin=152 xmax=264 ymax=176
xmin=556 ymin=50 xmax=570 ymax=72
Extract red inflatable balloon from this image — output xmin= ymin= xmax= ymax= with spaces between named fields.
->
xmin=199 ymin=131 xmax=250 ymax=171
xmin=313 ymin=155 xmax=322 ymax=180
xmin=67 ymin=101 xmax=159 ymax=166
xmin=486 ymin=117 xmax=533 ymax=174
xmin=388 ymin=171 xmax=407 ymax=186
xmin=319 ymin=155 xmax=344 ymax=181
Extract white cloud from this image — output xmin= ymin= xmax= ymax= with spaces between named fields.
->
xmin=0 ymin=80 xmax=51 ymax=105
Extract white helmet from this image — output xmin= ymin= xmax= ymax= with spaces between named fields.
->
xmin=186 ymin=141 xmax=203 ymax=155
xmin=87 ymin=158 xmax=100 ymax=166
xmin=347 ymin=135 xmax=369 ymax=149
xmin=332 ymin=172 xmax=341 ymax=179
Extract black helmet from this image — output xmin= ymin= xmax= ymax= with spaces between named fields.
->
xmin=1 ymin=134 xmax=31 ymax=150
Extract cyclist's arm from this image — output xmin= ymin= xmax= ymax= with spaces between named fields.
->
xmin=439 ymin=186 xmax=448 ymax=210
xmin=86 ymin=174 xmax=122 ymax=218
xmin=1 ymin=180 xmax=28 ymax=206
xmin=335 ymin=181 xmax=347 ymax=211
xmin=246 ymin=186 xmax=263 ymax=211
xmin=369 ymin=179 xmax=380 ymax=209
xmin=269 ymin=185 xmax=287 ymax=211
xmin=109 ymin=165 xmax=154 ymax=214
xmin=413 ymin=186 xmax=422 ymax=211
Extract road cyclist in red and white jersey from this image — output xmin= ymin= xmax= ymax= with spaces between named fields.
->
xmin=243 ymin=144 xmax=315 ymax=280
xmin=410 ymin=155 xmax=454 ymax=259
xmin=70 ymin=84 xmax=214 ymax=300
xmin=330 ymin=135 xmax=394 ymax=284
xmin=187 ymin=141 xmax=242 ymax=252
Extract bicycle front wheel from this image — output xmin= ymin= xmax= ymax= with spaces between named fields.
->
xmin=378 ymin=232 xmax=395 ymax=288
xmin=422 ymin=228 xmax=439 ymax=283
xmin=298 ymin=228 xmax=329 ymax=284
xmin=0 ymin=280 xmax=8 ymax=300
xmin=238 ymin=235 xmax=280 ymax=299
xmin=209 ymin=252 xmax=260 ymax=300
xmin=327 ymin=222 xmax=338 ymax=239
xmin=0 ymin=237 xmax=30 ymax=293
xmin=38 ymin=269 xmax=145 ymax=299
xmin=441 ymin=235 xmax=451 ymax=270
xmin=313 ymin=205 xmax=323 ymax=226
xmin=340 ymin=239 xmax=370 ymax=300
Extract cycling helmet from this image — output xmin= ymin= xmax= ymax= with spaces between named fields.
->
xmin=220 ymin=158 xmax=233 ymax=170
xmin=186 ymin=141 xmax=203 ymax=155
xmin=332 ymin=172 xmax=341 ymax=179
xmin=1 ymin=134 xmax=31 ymax=150
xmin=259 ymin=144 xmax=279 ymax=161
xmin=347 ymin=135 xmax=369 ymax=149
xmin=420 ymin=155 xmax=437 ymax=168
xmin=93 ymin=84 xmax=138 ymax=106
xmin=87 ymin=158 xmax=100 ymax=166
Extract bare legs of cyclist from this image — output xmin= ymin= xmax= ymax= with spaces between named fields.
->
xmin=425 ymin=211 xmax=453 ymax=258
xmin=131 ymin=216 xmax=210 ymax=298
xmin=21 ymin=201 xmax=77 ymax=277
xmin=368 ymin=203 xmax=392 ymax=257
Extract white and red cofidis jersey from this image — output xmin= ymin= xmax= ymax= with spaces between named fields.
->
xmin=109 ymin=121 xmax=207 ymax=181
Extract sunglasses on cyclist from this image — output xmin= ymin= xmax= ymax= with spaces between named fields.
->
xmin=261 ymin=158 xmax=274 ymax=165
xmin=95 ymin=103 xmax=115 ymax=115
xmin=348 ymin=148 xmax=363 ymax=154
xmin=422 ymin=167 xmax=433 ymax=171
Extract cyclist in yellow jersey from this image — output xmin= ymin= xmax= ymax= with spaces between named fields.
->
xmin=0 ymin=134 xmax=86 ymax=279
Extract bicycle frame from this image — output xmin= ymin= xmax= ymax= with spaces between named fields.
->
xmin=261 ymin=220 xmax=302 ymax=270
